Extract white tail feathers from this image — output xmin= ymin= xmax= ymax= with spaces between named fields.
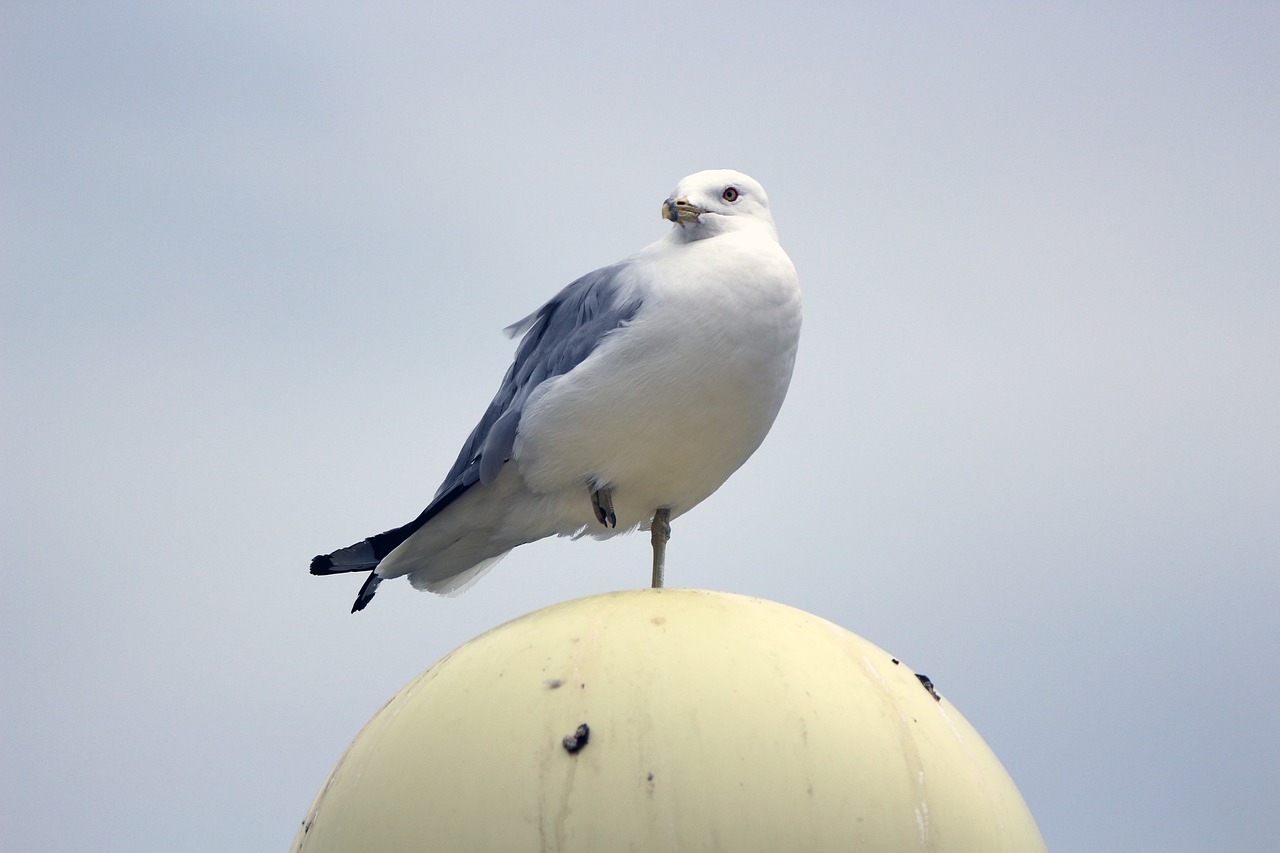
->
xmin=411 ymin=550 xmax=512 ymax=596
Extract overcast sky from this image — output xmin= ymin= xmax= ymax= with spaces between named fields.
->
xmin=3 ymin=3 xmax=1278 ymax=851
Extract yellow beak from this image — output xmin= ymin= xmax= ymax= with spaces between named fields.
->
xmin=661 ymin=197 xmax=704 ymax=224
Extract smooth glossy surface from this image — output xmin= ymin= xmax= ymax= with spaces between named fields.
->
xmin=292 ymin=589 xmax=1046 ymax=852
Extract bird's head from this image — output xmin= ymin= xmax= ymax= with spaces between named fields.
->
xmin=661 ymin=170 xmax=778 ymax=242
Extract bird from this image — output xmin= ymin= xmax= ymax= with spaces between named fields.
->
xmin=311 ymin=169 xmax=802 ymax=612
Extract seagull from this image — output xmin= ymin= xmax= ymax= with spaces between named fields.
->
xmin=311 ymin=169 xmax=802 ymax=612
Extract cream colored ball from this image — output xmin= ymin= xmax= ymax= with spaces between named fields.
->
xmin=292 ymin=589 xmax=1045 ymax=852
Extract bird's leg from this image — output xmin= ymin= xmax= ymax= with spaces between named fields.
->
xmin=590 ymin=485 xmax=616 ymax=528
xmin=650 ymin=507 xmax=671 ymax=589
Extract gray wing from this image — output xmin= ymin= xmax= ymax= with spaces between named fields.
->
xmin=448 ymin=260 xmax=643 ymax=490
xmin=310 ymin=260 xmax=643 ymax=592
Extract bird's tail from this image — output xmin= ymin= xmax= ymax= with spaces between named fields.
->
xmin=309 ymin=540 xmax=377 ymax=575
xmin=351 ymin=572 xmax=382 ymax=612
xmin=310 ymin=540 xmax=385 ymax=613
xmin=309 ymin=468 xmax=559 ymax=611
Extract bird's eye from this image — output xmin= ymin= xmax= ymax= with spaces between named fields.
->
xmin=722 ymin=186 xmax=739 ymax=202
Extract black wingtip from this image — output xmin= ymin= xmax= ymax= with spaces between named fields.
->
xmin=351 ymin=571 xmax=382 ymax=613
xmin=310 ymin=554 xmax=335 ymax=575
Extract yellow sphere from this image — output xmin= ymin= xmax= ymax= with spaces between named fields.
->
xmin=292 ymin=589 xmax=1045 ymax=852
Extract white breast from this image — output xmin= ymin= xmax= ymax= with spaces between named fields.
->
xmin=512 ymin=229 xmax=802 ymax=529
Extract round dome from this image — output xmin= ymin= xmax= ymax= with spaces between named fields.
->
xmin=292 ymin=589 xmax=1045 ymax=852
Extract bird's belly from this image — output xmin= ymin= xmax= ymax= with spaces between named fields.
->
xmin=513 ymin=303 xmax=798 ymax=526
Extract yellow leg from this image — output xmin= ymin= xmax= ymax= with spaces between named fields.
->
xmin=650 ymin=507 xmax=671 ymax=588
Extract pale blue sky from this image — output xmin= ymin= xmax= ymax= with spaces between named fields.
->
xmin=3 ymin=3 xmax=1278 ymax=851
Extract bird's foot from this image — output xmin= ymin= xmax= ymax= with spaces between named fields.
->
xmin=591 ymin=485 xmax=617 ymax=528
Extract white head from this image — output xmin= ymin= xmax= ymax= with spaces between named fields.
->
xmin=661 ymin=170 xmax=778 ymax=242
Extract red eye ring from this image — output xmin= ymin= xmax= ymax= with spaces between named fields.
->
xmin=722 ymin=186 xmax=739 ymax=202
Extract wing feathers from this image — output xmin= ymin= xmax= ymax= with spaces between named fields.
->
xmin=311 ymin=260 xmax=643 ymax=610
